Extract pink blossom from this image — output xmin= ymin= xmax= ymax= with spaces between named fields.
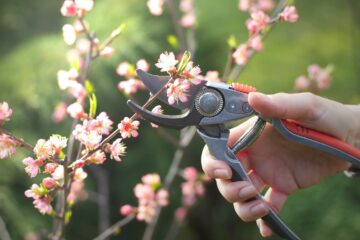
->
xmin=248 ymin=35 xmax=264 ymax=51
xmin=86 ymin=112 xmax=113 ymax=135
xmin=44 ymin=163 xmax=58 ymax=174
xmin=62 ymin=24 xmax=77 ymax=45
xmin=308 ymin=64 xmax=322 ymax=80
xmin=76 ymin=38 xmax=91 ymax=54
xmin=246 ymin=11 xmax=270 ymax=35
xmin=74 ymin=168 xmax=88 ymax=181
xmin=118 ymin=117 xmax=140 ymax=138
xmin=71 ymin=159 xmax=86 ymax=169
xmin=0 ymin=134 xmax=18 ymax=159
xmin=142 ymin=173 xmax=161 ymax=187
xmin=82 ymin=130 xmax=102 ymax=150
xmin=100 ymin=47 xmax=114 ymax=58
xmin=137 ymin=204 xmax=156 ymax=223
xmin=67 ymin=102 xmax=87 ymax=119
xmin=34 ymin=139 xmax=51 ymax=160
xmin=118 ymin=79 xmax=145 ymax=95
xmin=120 ymin=204 xmax=135 ymax=216
xmin=147 ymin=0 xmax=164 ymax=16
xmin=33 ymin=198 xmax=53 ymax=215
xmin=23 ymin=157 xmax=43 ymax=178
xmin=150 ymin=105 xmax=163 ymax=128
xmin=116 ymin=62 xmax=134 ymax=77
xmin=279 ymin=6 xmax=299 ymax=23
xmin=204 ymin=71 xmax=221 ymax=82
xmin=156 ymin=188 xmax=169 ymax=206
xmin=182 ymin=62 xmax=202 ymax=84
xmin=134 ymin=184 xmax=155 ymax=205
xmin=175 ymin=207 xmax=187 ymax=223
xmin=48 ymin=135 xmax=67 ymax=156
xmin=155 ymin=52 xmax=178 ymax=73
xmin=0 ymin=102 xmax=12 ymax=125
xmin=52 ymin=165 xmax=64 ymax=180
xmin=180 ymin=0 xmax=194 ymax=12
xmin=232 ymin=44 xmax=250 ymax=65
xmin=87 ymin=150 xmax=107 ymax=164
xmin=57 ymin=69 xmax=78 ymax=89
xmin=180 ymin=12 xmax=196 ymax=28
xmin=105 ymin=138 xmax=126 ymax=162
xmin=25 ymin=184 xmax=42 ymax=199
xmin=136 ymin=59 xmax=150 ymax=72
xmin=60 ymin=0 xmax=77 ymax=17
xmin=239 ymin=0 xmax=274 ymax=13
xmin=42 ymin=177 xmax=57 ymax=190
xmin=183 ymin=167 xmax=198 ymax=181
xmin=295 ymin=75 xmax=310 ymax=91
xmin=52 ymin=102 xmax=67 ymax=123
xmin=68 ymin=181 xmax=88 ymax=203
xmin=166 ymin=78 xmax=190 ymax=105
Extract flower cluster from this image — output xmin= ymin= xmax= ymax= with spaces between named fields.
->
xmin=232 ymin=6 xmax=298 ymax=66
xmin=179 ymin=0 xmax=196 ymax=28
xmin=73 ymin=112 xmax=114 ymax=150
xmin=0 ymin=102 xmax=13 ymax=125
xmin=295 ymin=64 xmax=333 ymax=92
xmin=0 ymin=134 xmax=19 ymax=159
xmin=116 ymin=60 xmax=148 ymax=95
xmin=120 ymin=173 xmax=169 ymax=223
xmin=155 ymin=51 xmax=203 ymax=105
xmin=238 ymin=0 xmax=274 ymax=13
xmin=147 ymin=0 xmax=164 ymax=16
xmin=61 ymin=0 xmax=94 ymax=17
xmin=174 ymin=167 xmax=210 ymax=223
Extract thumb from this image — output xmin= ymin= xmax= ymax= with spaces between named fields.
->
xmin=248 ymin=92 xmax=321 ymax=122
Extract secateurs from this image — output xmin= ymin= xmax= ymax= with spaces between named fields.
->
xmin=127 ymin=69 xmax=360 ymax=240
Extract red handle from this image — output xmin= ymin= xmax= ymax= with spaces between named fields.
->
xmin=280 ymin=119 xmax=360 ymax=161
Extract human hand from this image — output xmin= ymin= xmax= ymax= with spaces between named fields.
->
xmin=201 ymin=92 xmax=360 ymax=237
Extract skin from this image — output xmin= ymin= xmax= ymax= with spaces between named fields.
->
xmin=201 ymin=92 xmax=360 ymax=237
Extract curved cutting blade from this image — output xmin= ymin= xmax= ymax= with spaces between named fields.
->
xmin=136 ymin=69 xmax=206 ymax=110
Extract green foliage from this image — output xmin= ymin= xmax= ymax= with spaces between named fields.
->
xmin=0 ymin=0 xmax=359 ymax=239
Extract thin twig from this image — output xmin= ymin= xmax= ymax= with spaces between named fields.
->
xmin=0 ymin=128 xmax=34 ymax=150
xmin=93 ymin=215 xmax=136 ymax=240
xmin=165 ymin=0 xmax=187 ymax=52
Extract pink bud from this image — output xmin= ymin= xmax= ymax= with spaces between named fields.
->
xmin=120 ymin=204 xmax=135 ymax=216
xmin=183 ymin=167 xmax=198 ymax=181
xmin=175 ymin=207 xmax=187 ymax=223
xmin=42 ymin=177 xmax=57 ymax=189
xmin=60 ymin=0 xmax=77 ymax=17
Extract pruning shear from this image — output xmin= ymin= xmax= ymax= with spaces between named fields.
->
xmin=127 ymin=70 xmax=360 ymax=240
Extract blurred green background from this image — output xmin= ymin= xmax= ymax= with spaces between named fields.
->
xmin=0 ymin=0 xmax=360 ymax=239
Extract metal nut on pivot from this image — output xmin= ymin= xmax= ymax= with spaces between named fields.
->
xmin=195 ymin=88 xmax=224 ymax=117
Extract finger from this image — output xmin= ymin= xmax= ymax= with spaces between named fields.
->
xmin=216 ymin=179 xmax=257 ymax=203
xmin=248 ymin=92 xmax=321 ymax=122
xmin=228 ymin=116 xmax=259 ymax=146
xmin=201 ymin=146 xmax=232 ymax=179
xmin=233 ymin=200 xmax=269 ymax=222
xmin=256 ymin=219 xmax=273 ymax=238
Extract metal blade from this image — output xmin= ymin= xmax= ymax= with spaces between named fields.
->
xmin=136 ymin=69 xmax=206 ymax=110
xmin=127 ymin=100 xmax=203 ymax=129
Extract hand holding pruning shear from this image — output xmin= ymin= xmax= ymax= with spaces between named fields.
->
xmin=128 ymin=70 xmax=360 ymax=239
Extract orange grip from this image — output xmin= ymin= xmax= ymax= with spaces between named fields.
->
xmin=281 ymin=119 xmax=360 ymax=160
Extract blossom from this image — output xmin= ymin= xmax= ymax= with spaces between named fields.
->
xmin=246 ymin=11 xmax=270 ymax=35
xmin=74 ymin=168 xmax=88 ymax=181
xmin=68 ymin=180 xmax=88 ymax=203
xmin=166 ymin=78 xmax=190 ymax=105
xmin=248 ymin=35 xmax=264 ymax=51
xmin=62 ymin=24 xmax=77 ymax=45
xmin=182 ymin=62 xmax=202 ymax=84
xmin=136 ymin=59 xmax=150 ymax=72
xmin=120 ymin=204 xmax=135 ymax=216
xmin=279 ymin=6 xmax=299 ymax=23
xmin=100 ymin=47 xmax=115 ymax=58
xmin=75 ymin=0 xmax=94 ymax=12
xmin=183 ymin=167 xmax=198 ymax=181
xmin=175 ymin=207 xmax=187 ymax=223
xmin=155 ymin=52 xmax=178 ymax=73
xmin=86 ymin=112 xmax=113 ymax=135
xmin=105 ymin=138 xmax=126 ymax=162
xmin=44 ymin=163 xmax=58 ymax=174
xmin=71 ymin=159 xmax=86 ymax=170
xmin=180 ymin=12 xmax=196 ymax=28
xmin=33 ymin=197 xmax=53 ymax=215
xmin=180 ymin=167 xmax=208 ymax=207
xmin=142 ymin=173 xmax=161 ymax=187
xmin=25 ymin=184 xmax=42 ymax=199
xmin=118 ymin=79 xmax=145 ymax=95
xmin=52 ymin=102 xmax=67 ymax=123
xmin=23 ymin=157 xmax=43 ymax=178
xmin=52 ymin=165 xmax=64 ymax=180
xmin=232 ymin=44 xmax=250 ymax=65
xmin=60 ymin=0 xmax=77 ymax=17
xmin=150 ymin=105 xmax=163 ymax=128
xmin=295 ymin=75 xmax=310 ymax=91
xmin=180 ymin=0 xmax=194 ymax=12
xmin=156 ymin=188 xmax=169 ymax=206
xmin=239 ymin=0 xmax=274 ymax=13
xmin=116 ymin=62 xmax=134 ymax=77
xmin=0 ymin=134 xmax=18 ymax=159
xmin=118 ymin=117 xmax=140 ymax=139
xmin=204 ymin=71 xmax=221 ymax=82
xmin=147 ymin=0 xmax=164 ymax=16
xmin=34 ymin=139 xmax=51 ymax=160
xmin=48 ymin=135 xmax=67 ymax=155
xmin=42 ymin=177 xmax=57 ymax=190
xmin=87 ymin=150 xmax=107 ymax=164
xmin=0 ymin=102 xmax=13 ymax=125
xmin=67 ymin=102 xmax=87 ymax=119
xmin=81 ymin=130 xmax=102 ymax=149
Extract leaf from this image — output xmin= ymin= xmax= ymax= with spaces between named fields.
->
xmin=89 ymin=93 xmax=97 ymax=119
xmin=111 ymin=23 xmax=126 ymax=38
xmin=85 ymin=80 xmax=95 ymax=95
xmin=227 ymin=35 xmax=237 ymax=48
xmin=167 ymin=35 xmax=179 ymax=50
xmin=177 ymin=51 xmax=192 ymax=73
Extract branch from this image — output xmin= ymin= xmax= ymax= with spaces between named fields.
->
xmin=0 ymin=128 xmax=34 ymax=150
xmin=165 ymin=0 xmax=187 ymax=52
xmin=93 ymin=215 xmax=136 ymax=240
xmin=0 ymin=216 xmax=11 ymax=240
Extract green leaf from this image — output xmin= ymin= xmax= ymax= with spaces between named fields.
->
xmin=227 ymin=35 xmax=237 ymax=48
xmin=177 ymin=51 xmax=192 ymax=73
xmin=85 ymin=80 xmax=95 ymax=95
xmin=89 ymin=93 xmax=97 ymax=119
xmin=167 ymin=35 xmax=179 ymax=50
xmin=111 ymin=23 xmax=126 ymax=38
xmin=65 ymin=210 xmax=72 ymax=224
